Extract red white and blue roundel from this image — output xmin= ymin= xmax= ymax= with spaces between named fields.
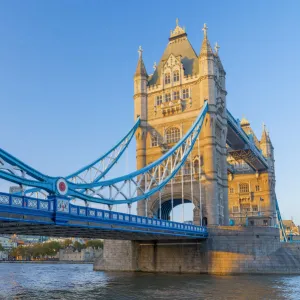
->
xmin=56 ymin=178 xmax=68 ymax=196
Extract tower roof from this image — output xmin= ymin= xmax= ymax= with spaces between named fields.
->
xmin=240 ymin=117 xmax=250 ymax=126
xmin=134 ymin=46 xmax=148 ymax=77
xmin=148 ymin=19 xmax=198 ymax=86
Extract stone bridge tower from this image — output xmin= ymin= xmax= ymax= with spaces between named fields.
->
xmin=133 ymin=21 xmax=229 ymax=225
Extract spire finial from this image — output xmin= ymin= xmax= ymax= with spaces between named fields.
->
xmin=263 ymin=122 xmax=266 ymax=131
xmin=214 ymin=42 xmax=220 ymax=54
xmin=202 ymin=23 xmax=208 ymax=38
xmin=176 ymin=18 xmax=179 ymax=26
xmin=138 ymin=46 xmax=143 ymax=59
xmin=153 ymin=61 xmax=157 ymax=71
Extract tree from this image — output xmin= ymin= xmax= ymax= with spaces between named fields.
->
xmin=63 ymin=239 xmax=73 ymax=248
xmin=85 ymin=240 xmax=103 ymax=249
xmin=0 ymin=243 xmax=4 ymax=252
xmin=73 ymin=241 xmax=85 ymax=251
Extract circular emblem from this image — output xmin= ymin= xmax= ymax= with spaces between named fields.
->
xmin=56 ymin=178 xmax=68 ymax=196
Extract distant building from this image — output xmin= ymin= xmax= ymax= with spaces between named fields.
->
xmin=0 ymin=236 xmax=17 ymax=250
xmin=283 ymin=220 xmax=300 ymax=241
xmin=0 ymin=251 xmax=8 ymax=260
xmin=59 ymin=247 xmax=102 ymax=262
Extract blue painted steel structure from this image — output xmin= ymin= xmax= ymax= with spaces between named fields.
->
xmin=0 ymin=102 xmax=288 ymax=241
xmin=0 ymin=192 xmax=207 ymax=240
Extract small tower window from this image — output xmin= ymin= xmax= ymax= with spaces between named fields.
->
xmin=165 ymin=93 xmax=171 ymax=102
xmin=156 ymin=95 xmax=163 ymax=106
xmin=252 ymin=205 xmax=258 ymax=212
xmin=255 ymin=185 xmax=260 ymax=192
xmin=165 ymin=73 xmax=171 ymax=84
xmin=182 ymin=88 xmax=189 ymax=99
xmin=165 ymin=127 xmax=180 ymax=144
xmin=193 ymin=159 xmax=200 ymax=174
xmin=229 ymin=187 xmax=234 ymax=194
xmin=173 ymin=71 xmax=179 ymax=82
xmin=151 ymin=135 xmax=158 ymax=147
xmin=183 ymin=161 xmax=191 ymax=175
xmin=173 ymin=91 xmax=180 ymax=100
xmin=232 ymin=206 xmax=239 ymax=213
xmin=239 ymin=183 xmax=249 ymax=193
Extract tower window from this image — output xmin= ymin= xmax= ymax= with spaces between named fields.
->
xmin=252 ymin=205 xmax=258 ymax=212
xmin=173 ymin=71 xmax=179 ymax=82
xmin=151 ymin=135 xmax=158 ymax=147
xmin=232 ymin=206 xmax=239 ymax=213
xmin=173 ymin=91 xmax=180 ymax=100
xmin=229 ymin=187 xmax=234 ymax=194
xmin=183 ymin=161 xmax=191 ymax=175
xmin=156 ymin=95 xmax=163 ymax=106
xmin=165 ymin=93 xmax=171 ymax=102
xmin=239 ymin=183 xmax=249 ymax=193
xmin=165 ymin=127 xmax=180 ymax=144
xmin=165 ymin=73 xmax=171 ymax=84
xmin=255 ymin=185 xmax=260 ymax=192
xmin=193 ymin=159 xmax=200 ymax=174
xmin=182 ymin=88 xmax=189 ymax=99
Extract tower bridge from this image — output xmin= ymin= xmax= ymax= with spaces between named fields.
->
xmin=1 ymin=20 xmax=297 ymax=274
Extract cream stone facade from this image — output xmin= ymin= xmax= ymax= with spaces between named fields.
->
xmin=228 ymin=120 xmax=276 ymax=226
xmin=133 ymin=20 xmax=276 ymax=226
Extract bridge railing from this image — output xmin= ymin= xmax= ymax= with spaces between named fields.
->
xmin=0 ymin=192 xmax=207 ymax=236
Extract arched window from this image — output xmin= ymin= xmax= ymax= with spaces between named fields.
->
xmin=173 ymin=71 xmax=179 ymax=82
xmin=193 ymin=159 xmax=200 ymax=174
xmin=183 ymin=161 xmax=191 ymax=175
xmin=239 ymin=183 xmax=249 ymax=193
xmin=165 ymin=127 xmax=180 ymax=144
xmin=165 ymin=73 xmax=171 ymax=84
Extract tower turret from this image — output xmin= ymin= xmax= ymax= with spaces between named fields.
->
xmin=133 ymin=46 xmax=148 ymax=121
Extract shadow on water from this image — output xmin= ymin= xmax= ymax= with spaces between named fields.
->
xmin=0 ymin=263 xmax=300 ymax=300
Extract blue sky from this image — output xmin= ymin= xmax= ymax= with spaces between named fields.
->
xmin=0 ymin=0 xmax=299 ymax=223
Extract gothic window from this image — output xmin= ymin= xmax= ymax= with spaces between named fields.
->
xmin=232 ymin=206 xmax=239 ymax=213
xmin=182 ymin=88 xmax=189 ymax=99
xmin=252 ymin=205 xmax=258 ymax=212
xmin=173 ymin=71 xmax=179 ymax=82
xmin=229 ymin=187 xmax=234 ymax=194
xmin=241 ymin=203 xmax=251 ymax=212
xmin=193 ymin=159 xmax=199 ymax=174
xmin=156 ymin=95 xmax=163 ymax=106
xmin=165 ymin=73 xmax=171 ymax=84
xmin=165 ymin=93 xmax=171 ymax=102
xmin=165 ymin=127 xmax=180 ymax=144
xmin=255 ymin=185 xmax=260 ymax=192
xmin=151 ymin=135 xmax=158 ymax=147
xmin=183 ymin=161 xmax=191 ymax=175
xmin=239 ymin=183 xmax=249 ymax=193
xmin=173 ymin=91 xmax=180 ymax=100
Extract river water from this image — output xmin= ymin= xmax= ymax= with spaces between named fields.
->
xmin=0 ymin=263 xmax=300 ymax=299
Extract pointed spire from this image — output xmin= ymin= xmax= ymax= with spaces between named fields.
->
xmin=260 ymin=123 xmax=271 ymax=144
xmin=134 ymin=46 xmax=148 ymax=77
xmin=214 ymin=42 xmax=220 ymax=55
xmin=199 ymin=23 xmax=214 ymax=57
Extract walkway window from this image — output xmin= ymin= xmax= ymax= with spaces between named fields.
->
xmin=239 ymin=183 xmax=249 ymax=193
xmin=165 ymin=73 xmax=171 ymax=84
xmin=173 ymin=71 xmax=179 ymax=82
xmin=156 ymin=95 xmax=163 ymax=106
xmin=165 ymin=127 xmax=180 ymax=144
xmin=182 ymin=88 xmax=189 ymax=99
xmin=173 ymin=91 xmax=180 ymax=100
xmin=165 ymin=93 xmax=171 ymax=102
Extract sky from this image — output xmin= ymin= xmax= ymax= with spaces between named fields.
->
xmin=0 ymin=0 xmax=299 ymax=223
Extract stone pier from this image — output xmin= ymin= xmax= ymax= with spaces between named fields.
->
xmin=94 ymin=226 xmax=300 ymax=275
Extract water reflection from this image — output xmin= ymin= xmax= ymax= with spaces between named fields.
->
xmin=0 ymin=263 xmax=299 ymax=300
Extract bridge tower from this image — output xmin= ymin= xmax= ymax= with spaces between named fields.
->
xmin=133 ymin=20 xmax=229 ymax=225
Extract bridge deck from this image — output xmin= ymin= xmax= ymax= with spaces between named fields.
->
xmin=0 ymin=192 xmax=208 ymax=240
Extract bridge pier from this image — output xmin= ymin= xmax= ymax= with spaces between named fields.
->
xmin=94 ymin=227 xmax=300 ymax=274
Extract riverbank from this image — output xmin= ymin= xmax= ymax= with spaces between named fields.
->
xmin=0 ymin=260 xmax=93 ymax=264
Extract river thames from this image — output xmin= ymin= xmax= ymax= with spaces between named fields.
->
xmin=0 ymin=263 xmax=300 ymax=299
